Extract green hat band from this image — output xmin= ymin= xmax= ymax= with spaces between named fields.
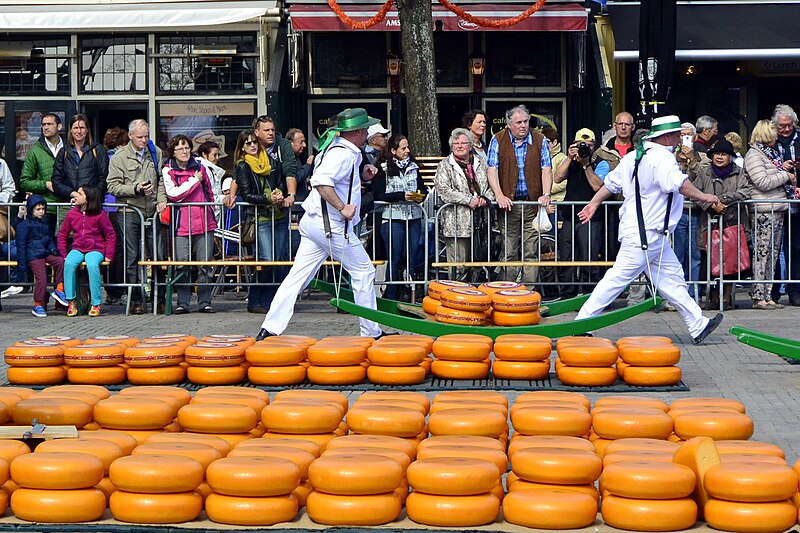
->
xmin=337 ymin=115 xmax=368 ymax=131
xmin=650 ymin=121 xmax=681 ymax=134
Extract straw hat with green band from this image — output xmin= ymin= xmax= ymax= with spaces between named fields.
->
xmin=636 ymin=114 xmax=683 ymax=160
xmin=317 ymin=108 xmax=381 ymax=152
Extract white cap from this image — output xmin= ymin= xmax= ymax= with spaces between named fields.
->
xmin=222 ymin=177 xmax=233 ymax=193
xmin=367 ymin=123 xmax=390 ymax=140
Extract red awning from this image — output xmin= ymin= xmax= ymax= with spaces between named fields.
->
xmin=288 ymin=3 xmax=587 ymax=31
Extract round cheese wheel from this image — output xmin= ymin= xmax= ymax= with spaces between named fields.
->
xmin=43 ymin=384 xmax=109 ymax=399
xmin=63 ymin=343 xmax=125 ymax=367
xmin=144 ymin=433 xmax=231 ymax=456
xmin=306 ymin=490 xmax=401 ymax=525
xmin=186 ymin=365 xmax=246 ymax=385
xmin=507 ymin=435 xmax=595 ymax=458
xmin=322 ymin=445 xmax=410 ymax=472
xmin=206 ymin=456 xmax=300 ymax=497
xmin=109 ymin=454 xmax=203 ymax=493
xmin=716 ymin=440 xmax=785 ymax=458
xmin=557 ymin=344 xmax=619 ymax=367
xmin=601 ymin=494 xmax=697 ymax=531
xmin=4 ymin=344 xmax=64 ymax=367
xmin=491 ymin=289 xmax=541 ymax=312
xmin=431 ymin=360 xmax=489 ymax=380
xmin=511 ymin=405 xmax=591 ymax=436
xmin=35 ymin=438 xmax=124 ymax=474
xmin=602 ymin=460 xmax=696 ymax=499
xmin=95 ymin=397 xmax=175 ymax=430
xmin=205 ymin=492 xmax=298 ymax=526
xmin=123 ymin=343 xmax=184 ymax=367
xmin=367 ymin=344 xmax=427 ymax=366
xmin=434 ymin=307 xmax=486 ymax=326
xmin=478 ymin=281 xmax=524 ymax=294
xmin=670 ymin=397 xmax=746 ymax=413
xmin=428 ymin=279 xmax=471 ymax=300
xmin=556 ymin=365 xmax=617 ymax=386
xmin=594 ymin=395 xmax=670 ymax=412
xmin=229 ymin=445 xmax=316 ymax=478
xmin=190 ymin=392 xmax=266 ymax=415
xmin=11 ymin=451 xmax=103 ymax=489
xmin=406 ymin=457 xmax=498 ymax=496
xmin=178 ymin=403 xmax=258 ymax=434
xmin=132 ymin=442 xmax=222 ymax=471
xmin=516 ymin=390 xmax=590 ymax=409
xmin=262 ymin=401 xmax=342 ymax=434
xmin=592 ymin=408 xmax=674 ymax=440
xmin=491 ymin=310 xmax=542 ymax=327
xmin=704 ymin=498 xmax=797 ymax=533
xmin=69 ymin=365 xmax=127 ymax=384
xmin=421 ymin=296 xmax=441 ymax=315
xmin=439 ymin=287 xmax=492 ymax=312
xmin=184 ymin=343 xmax=245 ymax=367
xmin=346 ymin=405 xmax=425 ymax=438
xmin=720 ymin=453 xmax=787 ymax=465
xmin=272 ymin=390 xmax=346 ymax=410
xmin=325 ymin=435 xmax=416 ymax=460
xmin=512 ymin=447 xmax=601 ymax=484
xmin=405 ymin=491 xmax=499 ymax=527
xmin=624 ymin=366 xmax=683 ymax=386
xmin=430 ymin=400 xmax=507 ymax=417
xmin=601 ymin=438 xmax=678 ymax=456
xmin=493 ymin=340 xmax=551 ymax=362
xmin=308 ymin=453 xmax=403 ymax=495
xmin=77 ymin=430 xmax=138 ymax=455
xmin=704 ymin=462 xmax=798 ymax=502
xmin=432 ymin=341 xmax=493 ymax=366
xmin=673 ymin=411 xmax=754 ymax=440
xmin=30 ymin=335 xmax=82 ymax=346
xmin=375 ymin=334 xmax=433 ymax=349
xmin=248 ymin=365 xmax=307 ymax=385
xmin=307 ymin=365 xmax=366 ymax=385
xmin=366 ymin=365 xmax=427 ymax=385
xmin=618 ymin=343 xmax=681 ymax=366
xmin=603 ymin=450 xmax=675 ymax=466
xmin=7 ymin=366 xmax=66 ymax=385
xmin=428 ymin=408 xmax=507 ymax=438
xmin=13 ymin=397 xmax=93 ymax=426
xmin=503 ymin=488 xmax=597 ymax=529
xmin=126 ymin=365 xmax=186 ymax=385
xmin=307 ymin=344 xmax=367 ymax=366
xmin=11 ymin=487 xmax=105 ymax=522
xmin=110 ymin=489 xmax=202 ymax=523
xmin=416 ymin=445 xmax=506 ymax=476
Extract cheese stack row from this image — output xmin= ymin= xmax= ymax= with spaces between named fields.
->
xmin=306 ymin=337 xmax=370 ymax=385
xmin=492 ymin=334 xmax=552 ymax=380
xmin=555 ymin=336 xmax=618 ymax=387
xmin=366 ymin=335 xmax=433 ymax=385
xmin=184 ymin=339 xmax=249 ymax=385
xmin=261 ymin=390 xmax=348 ymax=451
xmin=245 ymin=335 xmax=315 ymax=386
xmin=617 ymin=336 xmax=683 ymax=386
xmin=590 ymin=396 xmax=673 ymax=455
xmin=431 ymin=334 xmax=492 ymax=380
xmin=124 ymin=338 xmax=186 ymax=385
xmin=347 ymin=391 xmax=428 ymax=443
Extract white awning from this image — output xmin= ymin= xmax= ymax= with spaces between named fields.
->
xmin=0 ymin=1 xmax=279 ymax=31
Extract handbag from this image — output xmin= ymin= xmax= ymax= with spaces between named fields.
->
xmin=239 ymin=218 xmax=256 ymax=246
xmin=710 ymin=224 xmax=750 ymax=276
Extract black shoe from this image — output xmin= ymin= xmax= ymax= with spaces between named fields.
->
xmin=248 ymin=306 xmax=267 ymax=314
xmin=373 ymin=331 xmax=400 ymax=340
xmin=255 ymin=328 xmax=275 ymax=341
xmin=789 ymin=295 xmax=800 ymax=307
xmin=173 ymin=306 xmax=189 ymax=315
xmin=199 ymin=305 xmax=215 ymax=314
xmin=693 ymin=313 xmax=724 ymax=345
xmin=131 ymin=305 xmax=144 ymax=315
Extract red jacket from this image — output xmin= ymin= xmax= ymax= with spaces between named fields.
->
xmin=58 ymin=207 xmax=116 ymax=260
xmin=162 ymin=157 xmax=218 ymax=237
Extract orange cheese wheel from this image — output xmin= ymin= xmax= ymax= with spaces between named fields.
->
xmin=12 ymin=397 xmax=93 ymax=426
xmin=375 ymin=334 xmax=433 ymax=349
xmin=358 ymin=390 xmax=429 ymax=409
xmin=439 ymin=287 xmax=492 ymax=312
xmin=123 ymin=342 xmax=184 ymax=367
xmin=556 ymin=365 xmax=617 ymax=386
xmin=507 ymin=435 xmax=595 ymax=457
xmin=7 ymin=366 xmax=66 ymax=385
xmin=144 ymin=433 xmax=231 ymax=456
xmin=184 ymin=343 xmax=245 ymax=367
xmin=491 ymin=289 xmax=541 ymax=312
xmin=594 ymin=395 xmax=670 ymax=412
xmin=109 ymin=454 xmax=203 ymax=493
xmin=602 ymin=438 xmax=679 ymax=455
xmin=35 ymin=438 xmax=124 ymax=474
xmin=178 ymin=403 xmax=258 ymax=434
xmin=416 ymin=445 xmax=506 ymax=476
xmin=406 ymin=491 xmax=499 ymax=527
xmin=262 ymin=401 xmax=342 ymax=434
xmin=306 ymin=490 xmax=401 ymax=525
xmin=95 ymin=397 xmax=175 ymax=430
xmin=720 ymin=453 xmax=786 ymax=465
xmin=601 ymin=460 xmax=696 ymax=499
xmin=431 ymin=360 xmax=489 ymax=380
xmin=126 ymin=365 xmax=186 ymax=385
xmin=592 ymin=408 xmax=674 ymax=440
xmin=427 ymin=279 xmax=471 ymax=300
xmin=244 ymin=342 xmax=306 ymax=366
xmin=601 ymin=494 xmax=697 ymax=531
xmin=11 ymin=487 xmax=105 ymax=522
xmin=248 ymin=365 xmax=307 ymax=385
xmin=68 ymin=365 xmax=127 ymax=384
xmin=478 ymin=281 xmax=524 ymax=294
xmin=493 ymin=340 xmax=551 ymax=362
xmin=86 ymin=335 xmax=139 ymax=347
xmin=432 ymin=339 xmax=491 ymax=362
xmin=0 ymin=442 xmax=29 ymax=468
xmin=673 ymin=411 xmax=754 ymax=440
xmin=508 ymin=478 xmax=599 ymax=501
xmin=512 ymin=447 xmax=601 ymax=484
xmin=616 ymin=335 xmax=673 ymax=346
xmin=434 ymin=306 xmax=486 ymax=326
xmin=704 ymin=498 xmax=797 ymax=533
xmin=624 ymin=365 xmax=683 ymax=386
xmin=618 ymin=343 xmax=681 ymax=366
xmin=428 ymin=408 xmax=507 ymax=438
xmin=503 ymin=488 xmax=597 ymax=530
xmin=406 ymin=457 xmax=498 ymax=496
xmin=307 ymin=344 xmax=367 ymax=366
xmin=206 ymin=456 xmax=300 ymax=496
xmin=186 ymin=365 xmax=246 ymax=385
xmin=716 ymin=440 xmax=785 ymax=458
xmin=42 ymin=384 xmax=109 ymax=399
xmin=132 ymin=442 xmax=222 ymax=471
xmin=366 ymin=365 xmax=426 ymax=385
xmin=603 ymin=450 xmax=675 ymax=466
xmin=511 ymin=405 xmax=591 ymax=436
xmin=704 ymin=462 xmax=798 ymax=502
xmin=190 ymin=392 xmax=266 ymax=415
xmin=110 ymin=490 xmax=202 ymax=523
xmin=366 ymin=344 xmax=427 ymax=366
xmin=516 ymin=390 xmax=590 ymax=409
xmin=324 ymin=435 xmax=416 ymax=460
xmin=670 ymin=397 xmax=746 ymax=413
xmin=430 ymin=400 xmax=507 ymax=417
xmin=557 ymin=344 xmax=619 ymax=367
xmin=672 ymin=436 xmax=721 ymax=519
xmin=307 ymin=365 xmax=366 ymax=385
xmin=434 ymin=389 xmax=506 ymax=405
xmin=4 ymin=344 xmax=64 ymax=367
xmin=273 ymin=390 xmax=347 ymax=411
xmin=345 ymin=405 xmax=425 ymax=437
xmin=421 ymin=296 xmax=441 ymax=315
xmin=77 ymin=430 xmax=138 ymax=455
xmin=205 ymin=492 xmax=298 ymax=526
xmin=308 ymin=453 xmax=403 ymax=495
xmin=491 ymin=310 xmax=540 ymax=326
xmin=11 ymin=451 xmax=103 ymax=489
xmin=63 ymin=343 xmax=125 ymax=367
xmin=33 ymin=389 xmax=101 ymax=407
xmin=29 ymin=335 xmax=82 ymax=346
xmin=229 ymin=445 xmax=316 ymax=478
xmin=322 ymin=446 xmax=410 ymax=472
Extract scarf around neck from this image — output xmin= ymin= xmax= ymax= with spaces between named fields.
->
xmin=755 ymin=142 xmax=782 ymax=166
xmin=712 ymin=162 xmax=734 ymax=179
xmin=244 ymin=151 xmax=271 ymax=176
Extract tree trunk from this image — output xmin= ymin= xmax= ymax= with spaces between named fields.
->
xmin=399 ymin=0 xmax=440 ymax=156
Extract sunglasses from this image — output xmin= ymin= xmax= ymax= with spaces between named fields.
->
xmin=244 ymin=140 xmax=258 ymax=146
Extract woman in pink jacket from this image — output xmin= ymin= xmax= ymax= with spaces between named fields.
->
xmin=162 ymin=134 xmax=218 ymax=314
xmin=58 ymin=185 xmax=116 ymax=317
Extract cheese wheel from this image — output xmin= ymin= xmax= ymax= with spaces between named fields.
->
xmin=624 ymin=365 xmax=683 ymax=386
xmin=307 ymin=365 xmax=366 ymax=385
xmin=366 ymin=365 xmax=427 ymax=385
xmin=322 ymin=446 xmax=410 ymax=472
xmin=603 ymin=450 xmax=675 ymax=466
xmin=512 ymin=447 xmax=601 ymax=484
xmin=144 ymin=433 xmax=231 ymax=456
xmin=86 ymin=335 xmax=139 ymax=347
xmin=594 ymin=395 xmax=670 ymax=412
xmin=430 ymin=400 xmax=507 ymax=416
xmin=237 ymin=437 xmax=320 ymax=457
xmin=507 ymin=435 xmax=595 ymax=457
xmin=434 ymin=306 xmax=486 ymax=326
xmin=345 ymin=405 xmax=425 ymax=437
xmin=416 ymin=445 xmax=507 ymax=476
xmin=11 ymin=487 xmax=105 ymax=522
xmin=178 ymin=403 xmax=258 ymax=434
xmin=592 ymin=408 xmax=674 ymax=439
xmin=673 ymin=411 xmax=754 ymax=440
xmin=503 ymin=488 xmax=597 ymax=530
xmin=432 ymin=339 xmax=492 ymax=362
xmin=427 ymin=279 xmax=471 ymax=299
xmin=556 ymin=365 xmax=617 ymax=386
xmin=557 ymin=344 xmax=619 ymax=367
xmin=428 ymin=408 xmax=507 ymax=438
xmin=13 ymin=398 xmax=93 ymax=426
xmin=0 ymin=443 xmax=29 ymax=470
xmin=186 ymin=365 xmax=247 ymax=385
xmin=95 ymin=397 xmax=175 ymax=430
xmin=366 ymin=344 xmax=427 ymax=366
xmin=406 ymin=457 xmax=498 ymax=495
xmin=704 ymin=462 xmax=798 ymax=502
xmin=123 ymin=342 xmax=184 ymax=367
xmin=70 ymin=364 xmax=128 ymax=384
xmin=11 ymin=451 xmax=103 ymax=489
xmin=716 ymin=440 xmax=785 ymax=458
xmin=35 ymin=438 xmax=124 ymax=474
xmin=439 ymin=287 xmax=492 ymax=312
xmin=7 ymin=366 xmax=66 ymax=385
xmin=293 ymin=479 xmax=313 ymax=507
xmin=601 ymin=494 xmax=697 ymax=531
xmin=4 ymin=344 xmax=64 ymax=367
xmin=324 ymin=435 xmax=416 ymax=460
xmin=421 ymin=296 xmax=441 ymax=315
xmin=431 ymin=360 xmax=490 ymax=380
xmin=273 ymin=390 xmax=347 ymax=411
xmin=229 ymin=445 xmax=316 ymax=478
xmin=307 ymin=344 xmax=367 ymax=366
xmin=206 ymin=456 xmax=300 ymax=496
xmin=603 ymin=438 xmax=679 ymax=456
xmin=670 ymin=397 xmax=746 ymax=413
xmin=190 ymin=392 xmax=266 ymax=415
xmin=184 ymin=342 xmax=245 ymax=367
xmin=375 ymin=334 xmax=433 ymax=349
xmin=478 ymin=281 xmax=524 ymax=294
xmin=491 ymin=289 xmax=541 ymax=312
xmin=492 ymin=361 xmax=551 ymax=384
xmin=672 ymin=436 xmax=721 ymax=519
xmin=248 ymin=365 xmax=307 ymax=385
xmin=205 ymin=492 xmax=298 ymax=526
xmin=720 ymin=453 xmax=786 ymax=465
xmin=30 ymin=335 xmax=82 ymax=346
xmin=511 ymin=405 xmax=592 ymax=436
xmin=704 ymin=498 xmax=797 ymax=533
xmin=308 ymin=453 xmax=403 ymax=495
xmin=262 ymin=402 xmax=342 ymax=434
xmin=618 ymin=343 xmax=681 ymax=366
xmin=306 ymin=490 xmax=401 ymax=525
xmin=109 ymin=454 xmax=203 ymax=493
xmin=126 ymin=366 xmax=187 ymax=385
xmin=515 ymin=390 xmax=590 ymax=409
xmin=132 ymin=442 xmax=222 ymax=471
xmin=405 ymin=491 xmax=499 ymax=527
xmin=493 ymin=340 xmax=551 ymax=362
xmin=110 ymin=490 xmax=202 ymax=523
xmin=42 ymin=384 xmax=110 ymax=399
xmin=602 ymin=460 xmax=696 ymax=499
xmin=63 ymin=343 xmax=125 ymax=367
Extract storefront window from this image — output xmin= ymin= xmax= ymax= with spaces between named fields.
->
xmin=15 ymin=111 xmax=67 ymax=167
xmin=485 ymin=33 xmax=562 ymax=89
xmin=0 ymin=37 xmax=70 ymax=96
xmin=157 ymin=34 xmax=257 ymax=95
xmin=309 ymin=33 xmax=387 ymax=90
xmin=434 ymin=33 xmax=469 ymax=88
xmin=80 ymin=36 xmax=147 ymax=94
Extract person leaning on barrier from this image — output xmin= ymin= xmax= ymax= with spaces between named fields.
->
xmin=434 ymin=128 xmax=494 ymax=283
xmin=106 ymin=119 xmax=167 ymax=315
xmin=673 ymin=122 xmax=705 ymax=301
xmin=286 ymin=128 xmax=312 ymax=204
xmin=771 ymin=104 xmax=800 ymax=306
xmin=20 ymin=113 xmax=64 ymax=234
xmin=51 ymin=114 xmax=108 ymax=211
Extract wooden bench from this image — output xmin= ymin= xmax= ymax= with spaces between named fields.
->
xmin=416 ymin=156 xmax=445 ymax=190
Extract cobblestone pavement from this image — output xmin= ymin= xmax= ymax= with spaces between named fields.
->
xmin=2 ymin=288 xmax=799 ymax=464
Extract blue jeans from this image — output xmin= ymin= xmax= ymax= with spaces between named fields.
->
xmin=65 ymin=250 xmax=104 ymax=306
xmin=249 ymin=216 xmax=289 ymax=309
xmin=380 ymin=218 xmax=422 ymax=300
xmin=673 ymin=211 xmax=701 ymax=297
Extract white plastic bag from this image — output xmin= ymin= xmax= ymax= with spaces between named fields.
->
xmin=532 ymin=207 xmax=553 ymax=233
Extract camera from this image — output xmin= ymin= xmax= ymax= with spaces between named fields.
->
xmin=577 ymin=142 xmax=592 ymax=159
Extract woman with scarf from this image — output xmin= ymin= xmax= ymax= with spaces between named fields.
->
xmin=692 ymin=140 xmax=752 ymax=310
xmin=434 ymin=128 xmax=494 ymax=282
xmin=372 ymin=134 xmax=427 ymax=301
xmin=232 ymin=129 xmax=285 ymax=314
xmin=744 ymin=119 xmax=798 ymax=309
xmin=162 ymin=134 xmax=218 ymax=314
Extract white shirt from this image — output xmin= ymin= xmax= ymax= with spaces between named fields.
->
xmin=305 ymin=136 xmax=363 ymax=229
xmin=0 ymin=158 xmax=16 ymax=203
xmin=605 ymin=141 xmax=687 ymax=246
xmin=45 ymin=136 xmax=63 ymax=157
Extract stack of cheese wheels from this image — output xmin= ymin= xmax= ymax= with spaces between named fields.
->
xmin=109 ymin=454 xmax=203 ymax=524
xmin=184 ymin=341 xmax=247 ymax=385
xmin=590 ymin=396 xmax=672 ymax=455
xmin=306 ymin=452 xmax=404 ymax=526
xmin=63 ymin=343 xmax=127 ymax=385
xmin=346 ymin=396 xmax=427 ymax=442
xmin=427 ymin=391 xmax=509 ymax=448
xmin=492 ymin=334 xmax=552 ymax=381
xmin=246 ymin=336 xmax=316 ymax=386
xmin=423 ymin=280 xmax=471 ymax=317
xmin=123 ymin=342 xmax=186 ymax=385
xmin=205 ymin=456 xmax=300 ymax=526
xmin=555 ymin=336 xmax=618 ymax=387
xmin=436 ymin=287 xmax=492 ymax=327
xmin=4 ymin=341 xmax=66 ymax=385
xmin=670 ymin=397 xmax=753 ymax=441
xmin=703 ymin=461 xmax=798 ymax=533
xmin=617 ymin=336 xmax=683 ymax=386
xmin=306 ymin=337 xmax=370 ymax=385
xmin=262 ymin=390 xmax=347 ymax=451
xmin=178 ymin=401 xmax=259 ymax=448
xmin=10 ymin=452 xmax=106 ymax=523
xmin=190 ymin=387 xmax=268 ymax=440
xmin=489 ymin=289 xmax=541 ymax=326
xmin=94 ymin=394 xmax=179 ymax=444
xmin=511 ymin=392 xmax=592 ymax=438
xmin=600 ymin=459 xmax=699 ymax=531
xmin=431 ymin=334 xmax=493 ymax=380
xmin=366 ymin=335 xmax=432 ymax=385
xmin=406 ymin=457 xmax=501 ymax=527
xmin=715 ymin=440 xmax=787 ymax=465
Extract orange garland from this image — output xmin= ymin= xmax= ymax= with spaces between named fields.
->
xmin=328 ymin=0 xmax=394 ymax=29
xmin=437 ymin=0 xmax=547 ymax=28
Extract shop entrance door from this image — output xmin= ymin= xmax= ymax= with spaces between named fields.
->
xmin=81 ymin=103 xmax=147 ymax=148
xmin=436 ymin=96 xmax=472 ymax=155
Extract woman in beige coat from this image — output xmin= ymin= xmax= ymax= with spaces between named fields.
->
xmin=434 ymin=128 xmax=494 ymax=281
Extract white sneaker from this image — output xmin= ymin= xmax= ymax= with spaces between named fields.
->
xmin=1 ymin=286 xmax=24 ymax=299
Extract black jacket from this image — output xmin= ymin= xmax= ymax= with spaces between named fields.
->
xmin=52 ymin=142 xmax=109 ymax=200
xmin=15 ymin=194 xmax=59 ymax=275
xmin=233 ymin=160 xmax=284 ymax=220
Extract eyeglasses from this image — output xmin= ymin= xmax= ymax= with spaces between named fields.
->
xmin=174 ymin=146 xmax=191 ymax=152
xmin=244 ymin=140 xmax=258 ymax=146
xmin=615 ymin=122 xmax=634 ymax=128
xmin=452 ymin=142 xmax=471 ymax=147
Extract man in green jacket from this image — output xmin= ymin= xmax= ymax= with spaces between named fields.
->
xmin=19 ymin=113 xmax=64 ymax=234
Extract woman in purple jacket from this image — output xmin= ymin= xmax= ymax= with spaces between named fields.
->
xmin=162 ymin=134 xmax=218 ymax=314
xmin=58 ymin=185 xmax=116 ymax=317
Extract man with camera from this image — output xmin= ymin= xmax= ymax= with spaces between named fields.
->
xmin=553 ymin=128 xmax=609 ymax=297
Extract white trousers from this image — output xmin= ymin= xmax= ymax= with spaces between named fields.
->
xmin=575 ymin=233 xmax=709 ymax=338
xmin=262 ymin=214 xmax=382 ymax=337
